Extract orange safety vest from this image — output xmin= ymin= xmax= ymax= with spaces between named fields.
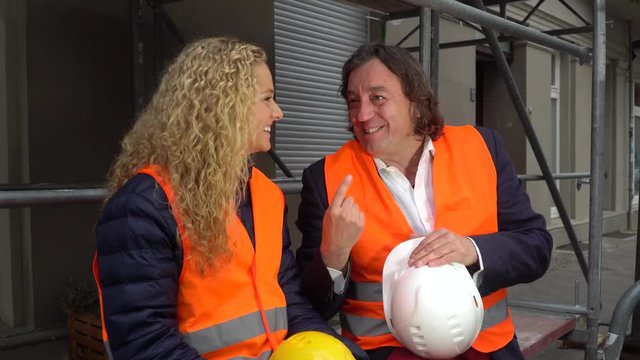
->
xmin=324 ymin=125 xmax=515 ymax=353
xmin=94 ymin=165 xmax=288 ymax=359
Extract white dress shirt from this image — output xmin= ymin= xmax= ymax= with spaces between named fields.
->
xmin=327 ymin=139 xmax=484 ymax=294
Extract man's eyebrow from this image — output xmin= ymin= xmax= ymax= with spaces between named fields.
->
xmin=346 ymin=86 xmax=388 ymax=95
xmin=369 ymin=86 xmax=387 ymax=92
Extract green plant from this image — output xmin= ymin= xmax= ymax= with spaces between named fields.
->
xmin=62 ymin=280 xmax=100 ymax=317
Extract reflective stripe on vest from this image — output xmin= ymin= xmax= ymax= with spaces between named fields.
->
xmin=340 ymin=311 xmax=389 ymax=337
xmin=184 ymin=307 xmax=287 ymax=355
xmin=343 ymin=281 xmax=508 ymax=337
xmin=93 ymin=255 xmax=112 ymax=358
xmin=104 ymin=341 xmax=114 ymax=360
xmin=325 ymin=125 xmax=515 ymax=352
xmin=231 ymin=350 xmax=273 ymax=360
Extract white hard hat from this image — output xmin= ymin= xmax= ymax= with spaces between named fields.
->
xmin=382 ymin=237 xmax=484 ymax=359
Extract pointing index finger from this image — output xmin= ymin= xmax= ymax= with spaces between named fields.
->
xmin=330 ymin=175 xmax=353 ymax=208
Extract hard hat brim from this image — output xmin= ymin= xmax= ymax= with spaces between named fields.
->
xmin=382 ymin=237 xmax=424 ymax=338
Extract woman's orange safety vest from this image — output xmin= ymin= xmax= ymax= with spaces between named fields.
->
xmin=94 ymin=165 xmax=288 ymax=359
xmin=324 ymin=125 xmax=514 ymax=353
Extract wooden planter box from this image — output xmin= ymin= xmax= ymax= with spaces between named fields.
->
xmin=67 ymin=312 xmax=107 ymax=360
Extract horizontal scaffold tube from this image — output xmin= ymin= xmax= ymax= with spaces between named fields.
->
xmin=402 ymin=0 xmax=593 ymax=63
xmin=0 ymin=179 xmax=304 ymax=208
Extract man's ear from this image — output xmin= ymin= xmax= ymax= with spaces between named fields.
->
xmin=410 ymin=102 xmax=419 ymax=119
xmin=410 ymin=103 xmax=423 ymax=128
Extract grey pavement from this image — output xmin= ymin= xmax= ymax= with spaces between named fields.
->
xmin=1 ymin=231 xmax=639 ymax=359
xmin=510 ymin=230 xmax=639 ymax=360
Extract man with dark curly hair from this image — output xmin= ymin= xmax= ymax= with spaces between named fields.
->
xmin=296 ymin=43 xmax=553 ymax=360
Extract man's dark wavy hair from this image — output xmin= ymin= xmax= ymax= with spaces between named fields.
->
xmin=340 ymin=43 xmax=444 ymax=141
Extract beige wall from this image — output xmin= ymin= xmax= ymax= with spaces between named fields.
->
xmin=603 ymin=62 xmax=626 ymax=212
xmin=380 ymin=4 xmax=640 ymax=244
xmin=480 ymin=42 xmax=555 ymax=221
xmin=522 ymin=0 xmax=592 ymax=26
xmin=501 ymin=0 xmax=640 ymax=232
xmin=558 ymin=54 xmax=575 ymax=218
xmin=437 ymin=19 xmax=476 ymax=125
xmin=481 ymin=60 xmax=526 ymax=170
xmin=385 ymin=16 xmax=476 ymax=125
xmin=478 ymin=37 xmax=638 ymax=231
xmin=572 ymin=61 xmax=593 ymax=221
xmin=517 ymin=43 xmax=554 ymax=221
xmin=614 ymin=64 xmax=629 ymax=213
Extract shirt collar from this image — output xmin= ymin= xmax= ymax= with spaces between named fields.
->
xmin=373 ymin=138 xmax=435 ymax=171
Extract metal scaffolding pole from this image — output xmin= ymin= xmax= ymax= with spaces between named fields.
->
xmin=430 ymin=10 xmax=439 ymax=92
xmin=402 ymin=0 xmax=593 ymax=64
xmin=1 ymin=172 xmax=593 ymax=209
xmin=628 ymin=21 xmax=636 ymax=231
xmin=402 ymin=1 xmax=609 ymax=356
xmin=518 ymin=172 xmax=590 ymax=181
xmin=0 ymin=188 xmax=108 ymax=208
xmin=431 ymin=0 xmax=589 ymax=278
xmin=603 ymin=281 xmax=640 ymax=359
xmin=0 ymin=179 xmax=304 ymax=209
xmin=440 ymin=25 xmax=593 ymax=50
xmin=585 ymin=0 xmax=606 ymax=358
xmin=419 ymin=7 xmax=432 ymax=81
xmin=509 ymin=298 xmax=588 ymax=315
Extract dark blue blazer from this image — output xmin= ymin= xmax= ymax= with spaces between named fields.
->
xmin=95 ymin=171 xmax=368 ymax=360
xmin=295 ymin=126 xmax=553 ymax=360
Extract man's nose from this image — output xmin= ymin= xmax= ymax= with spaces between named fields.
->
xmin=353 ymin=101 xmax=374 ymax=123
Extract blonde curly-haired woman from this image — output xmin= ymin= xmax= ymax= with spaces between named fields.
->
xmin=93 ymin=37 xmax=367 ymax=360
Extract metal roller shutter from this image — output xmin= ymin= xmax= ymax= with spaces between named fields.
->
xmin=274 ymin=0 xmax=368 ymax=177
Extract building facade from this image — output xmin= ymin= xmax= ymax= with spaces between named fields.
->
xmin=0 ymin=0 xmax=639 ymax=340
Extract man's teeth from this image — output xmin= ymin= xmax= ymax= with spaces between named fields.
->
xmin=264 ymin=126 xmax=271 ymax=133
xmin=365 ymin=126 xmax=382 ymax=134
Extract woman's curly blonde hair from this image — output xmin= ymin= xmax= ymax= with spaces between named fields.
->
xmin=106 ymin=36 xmax=266 ymax=270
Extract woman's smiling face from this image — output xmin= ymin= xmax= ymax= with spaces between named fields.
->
xmin=248 ymin=62 xmax=283 ymax=154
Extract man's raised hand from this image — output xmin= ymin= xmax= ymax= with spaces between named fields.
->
xmin=320 ymin=175 xmax=365 ymax=271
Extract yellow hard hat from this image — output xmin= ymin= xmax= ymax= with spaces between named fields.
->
xmin=270 ymin=331 xmax=355 ymax=360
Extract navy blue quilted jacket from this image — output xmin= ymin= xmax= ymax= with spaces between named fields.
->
xmin=95 ymin=172 xmax=368 ymax=360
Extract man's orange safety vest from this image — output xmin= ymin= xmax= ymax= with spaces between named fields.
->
xmin=94 ymin=165 xmax=288 ymax=359
xmin=324 ymin=125 xmax=514 ymax=353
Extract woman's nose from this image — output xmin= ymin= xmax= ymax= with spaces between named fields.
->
xmin=272 ymin=101 xmax=283 ymax=121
